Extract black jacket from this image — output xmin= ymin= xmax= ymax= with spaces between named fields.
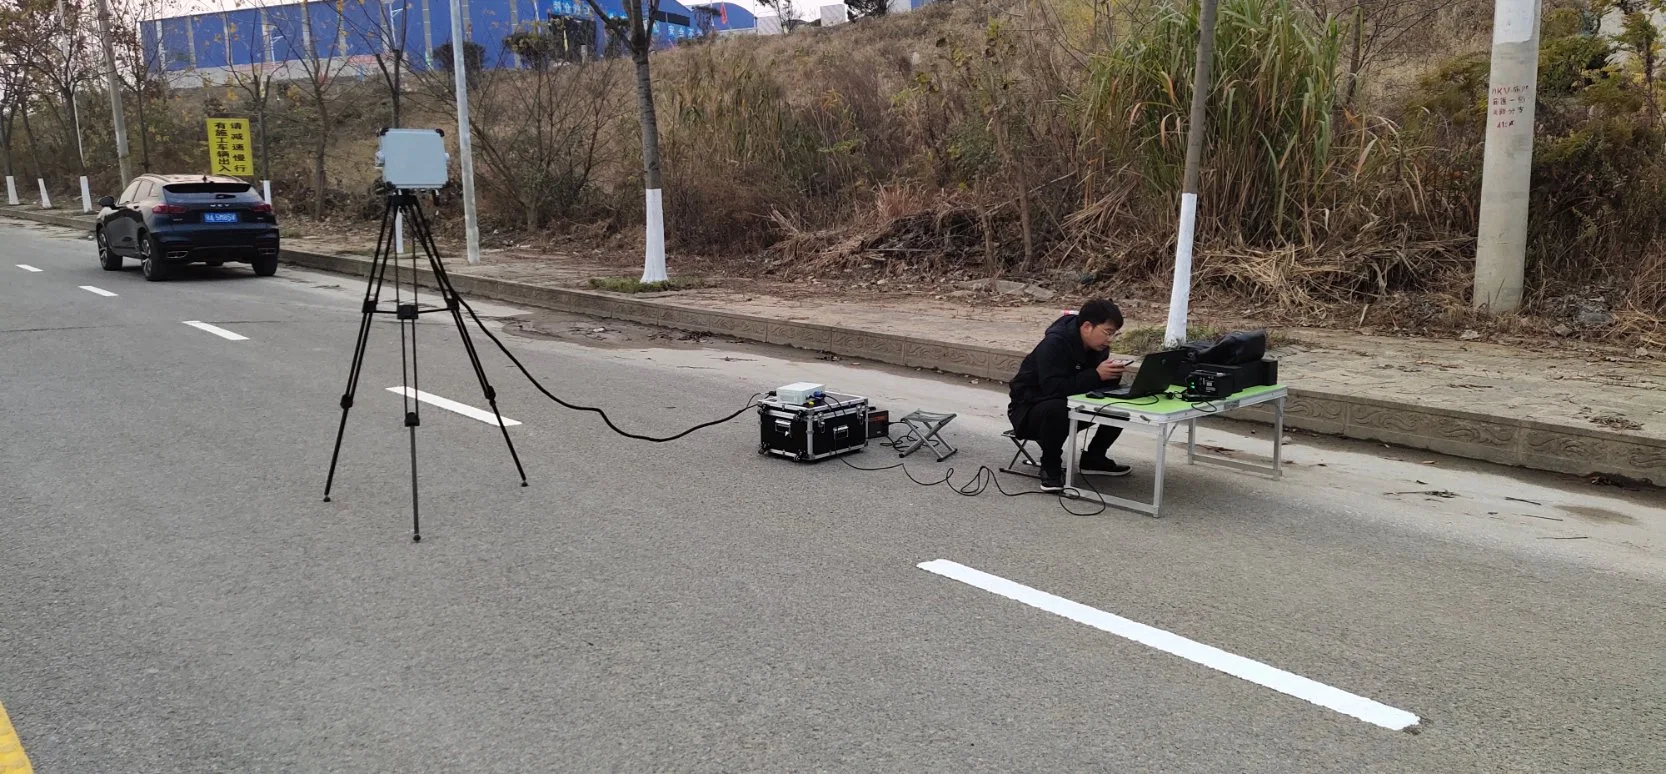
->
xmin=1008 ymin=314 xmax=1118 ymax=410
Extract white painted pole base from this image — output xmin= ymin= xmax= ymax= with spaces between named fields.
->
xmin=5 ymin=176 xmax=18 ymax=206
xmin=262 ymin=180 xmax=272 ymax=203
xmin=80 ymin=176 xmax=93 ymax=213
xmin=37 ymin=179 xmax=52 ymax=209
xmin=1163 ymin=192 xmax=1199 ymax=346
xmin=641 ymin=187 xmax=668 ymax=283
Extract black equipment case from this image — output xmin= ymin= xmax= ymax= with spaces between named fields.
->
xmin=758 ymin=393 xmax=870 ymax=462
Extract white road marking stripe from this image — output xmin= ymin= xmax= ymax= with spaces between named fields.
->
xmin=182 ymin=321 xmax=249 ymax=341
xmin=16 ymin=264 xmax=41 ymax=272
xmin=387 ymin=387 xmax=521 ymax=427
xmin=918 ymin=559 xmax=1421 ymax=731
xmin=79 ymin=285 xmax=117 ymax=297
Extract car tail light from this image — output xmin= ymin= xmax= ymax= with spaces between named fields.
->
xmin=250 ymin=202 xmax=273 ymax=214
xmin=152 ymin=203 xmax=188 ymax=215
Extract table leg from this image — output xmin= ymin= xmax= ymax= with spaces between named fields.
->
xmin=1065 ymin=414 xmax=1081 ymax=490
xmin=1273 ymin=397 xmax=1285 ymax=478
xmin=1187 ymin=418 xmax=1197 ymax=465
xmin=1152 ymin=424 xmax=1171 ymax=518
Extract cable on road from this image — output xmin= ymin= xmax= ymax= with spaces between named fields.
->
xmin=838 ymin=446 xmax=1110 ymax=517
xmin=456 ymin=294 xmax=761 ymax=442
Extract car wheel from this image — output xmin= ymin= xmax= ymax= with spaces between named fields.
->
xmin=139 ymin=234 xmax=170 ymax=282
xmin=96 ymin=228 xmax=121 ymax=271
xmin=252 ymin=254 xmax=278 ymax=277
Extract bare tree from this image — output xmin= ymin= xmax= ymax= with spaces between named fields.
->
xmin=758 ymin=0 xmax=797 ymax=32
xmin=345 ymin=0 xmax=416 ymax=126
xmin=0 ymin=62 xmax=20 ymax=184
xmin=578 ymin=0 xmax=671 ymax=281
xmin=271 ymin=0 xmax=357 ymax=218
xmin=0 ymin=0 xmax=94 ymax=180
xmin=221 ymin=1 xmax=280 ymax=181
xmin=106 ymin=0 xmax=167 ymax=171
xmin=417 ymin=42 xmax=622 ymax=229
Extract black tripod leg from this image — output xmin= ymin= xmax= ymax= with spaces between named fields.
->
xmin=408 ymin=412 xmax=421 ymax=542
xmin=323 ymin=202 xmax=399 ymax=502
xmin=410 ymin=202 xmax=530 ymax=486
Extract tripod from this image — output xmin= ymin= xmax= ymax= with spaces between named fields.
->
xmin=322 ymin=189 xmax=528 ymax=541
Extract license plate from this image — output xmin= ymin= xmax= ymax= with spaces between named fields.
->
xmin=203 ymin=212 xmax=238 ymax=223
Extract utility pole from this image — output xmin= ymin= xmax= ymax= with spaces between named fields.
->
xmin=94 ymin=0 xmax=131 ymax=189
xmin=1163 ymin=0 xmax=1219 ymax=346
xmin=1473 ymin=0 xmax=1541 ymax=313
xmin=448 ymin=0 xmax=481 ymax=264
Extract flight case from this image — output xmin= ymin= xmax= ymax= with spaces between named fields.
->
xmin=758 ymin=393 xmax=870 ymax=462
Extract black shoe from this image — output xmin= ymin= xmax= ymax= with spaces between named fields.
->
xmin=1080 ymin=454 xmax=1133 ymax=477
xmin=1039 ymin=467 xmax=1065 ymax=492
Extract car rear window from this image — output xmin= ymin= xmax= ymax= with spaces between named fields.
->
xmin=163 ymin=182 xmax=255 ymax=200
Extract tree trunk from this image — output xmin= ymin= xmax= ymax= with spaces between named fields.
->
xmin=135 ymin=82 xmax=152 ymax=171
xmin=392 ymin=49 xmax=403 ymax=127
xmin=632 ymin=48 xmax=663 ymax=191
xmin=20 ymin=102 xmax=44 ymax=181
xmin=1344 ymin=4 xmax=1364 ymax=110
xmin=313 ymin=95 xmax=329 ymax=220
xmin=60 ymin=87 xmax=86 ymax=179
xmin=1 ymin=107 xmax=14 ymax=178
xmin=258 ymin=95 xmax=270 ymax=183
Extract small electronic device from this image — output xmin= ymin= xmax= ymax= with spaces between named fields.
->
xmin=1088 ymin=349 xmax=1188 ymax=400
xmin=775 ymin=382 xmax=826 ymax=406
xmin=866 ymin=408 xmax=890 ymax=439
xmin=1181 ymin=358 xmax=1279 ymax=400
xmin=375 ymin=128 xmax=450 ymax=190
xmin=758 ymin=392 xmax=869 ymax=462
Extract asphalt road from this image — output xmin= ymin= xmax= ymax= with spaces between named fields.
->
xmin=2 ymin=218 xmax=1664 ymax=773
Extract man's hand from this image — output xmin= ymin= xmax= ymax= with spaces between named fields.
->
xmin=1097 ymin=359 xmax=1127 ymax=381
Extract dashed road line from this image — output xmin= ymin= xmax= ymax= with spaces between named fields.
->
xmin=182 ymin=321 xmax=249 ymax=341
xmin=15 ymin=265 xmax=40 ymax=273
xmin=918 ymin=559 xmax=1421 ymax=731
xmin=78 ymin=285 xmax=117 ymax=297
xmin=387 ymin=387 xmax=522 ymax=427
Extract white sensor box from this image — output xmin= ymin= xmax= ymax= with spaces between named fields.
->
xmin=776 ymin=382 xmax=825 ymax=405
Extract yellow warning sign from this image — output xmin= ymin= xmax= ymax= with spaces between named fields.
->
xmin=0 ymin=699 xmax=33 ymax=774
xmin=207 ymin=117 xmax=253 ymax=176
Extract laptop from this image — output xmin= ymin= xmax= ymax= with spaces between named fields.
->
xmin=1087 ymin=349 xmax=1188 ymax=400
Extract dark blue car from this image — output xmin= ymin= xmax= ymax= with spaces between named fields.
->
xmin=95 ymin=174 xmax=280 ymax=281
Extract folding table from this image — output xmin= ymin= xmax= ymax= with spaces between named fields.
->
xmin=1065 ymin=384 xmax=1288 ymax=517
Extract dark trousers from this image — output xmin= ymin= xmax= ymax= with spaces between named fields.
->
xmin=1009 ymin=399 xmax=1121 ymax=472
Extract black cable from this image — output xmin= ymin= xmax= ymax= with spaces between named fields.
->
xmin=455 ymin=294 xmax=761 ymax=442
xmin=837 ymin=450 xmax=1109 ymax=517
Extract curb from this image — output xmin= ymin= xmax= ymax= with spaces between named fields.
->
xmin=3 ymin=205 xmax=1660 ymax=486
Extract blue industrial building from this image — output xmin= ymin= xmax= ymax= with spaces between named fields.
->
xmin=142 ymin=0 xmax=717 ymax=79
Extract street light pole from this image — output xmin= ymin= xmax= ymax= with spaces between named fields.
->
xmin=1163 ymin=0 xmax=1219 ymax=346
xmin=94 ymin=0 xmax=131 ymax=189
xmin=447 ymin=0 xmax=481 ymax=264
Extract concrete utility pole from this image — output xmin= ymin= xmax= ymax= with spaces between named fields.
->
xmin=94 ymin=0 xmax=131 ymax=189
xmin=1163 ymin=0 xmax=1219 ymax=346
xmin=1473 ymin=0 xmax=1542 ymax=313
xmin=448 ymin=0 xmax=481 ymax=264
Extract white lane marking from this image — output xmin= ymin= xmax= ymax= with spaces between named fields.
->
xmin=79 ymin=285 xmax=117 ymax=297
xmin=182 ymin=321 xmax=249 ymax=341
xmin=16 ymin=264 xmax=41 ymax=272
xmin=918 ymin=559 xmax=1421 ymax=731
xmin=386 ymin=387 xmax=521 ymax=427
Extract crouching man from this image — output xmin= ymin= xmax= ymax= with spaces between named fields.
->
xmin=1007 ymin=299 xmax=1132 ymax=491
